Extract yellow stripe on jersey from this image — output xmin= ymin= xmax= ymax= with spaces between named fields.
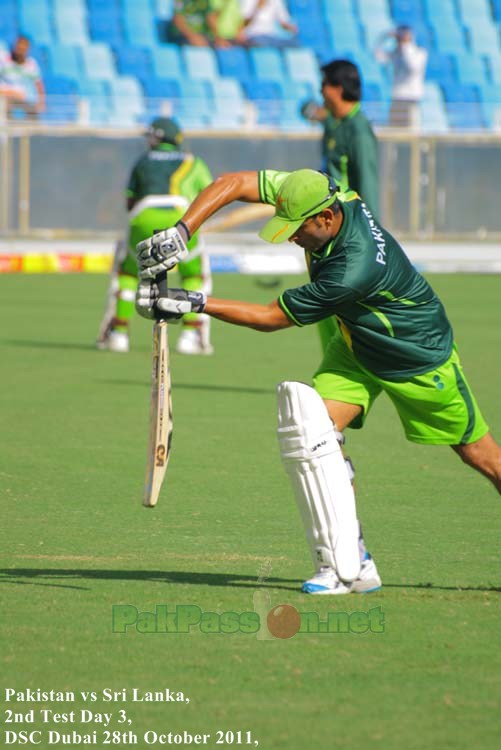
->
xmin=170 ymin=156 xmax=195 ymax=195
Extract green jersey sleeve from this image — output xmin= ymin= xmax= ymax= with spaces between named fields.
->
xmin=279 ymin=278 xmax=360 ymax=327
xmin=258 ymin=170 xmax=292 ymax=205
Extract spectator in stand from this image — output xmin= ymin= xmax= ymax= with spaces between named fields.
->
xmin=375 ymin=25 xmax=427 ymax=128
xmin=240 ymin=0 xmax=298 ymax=48
xmin=207 ymin=0 xmax=247 ymax=47
xmin=169 ymin=0 xmax=214 ymax=46
xmin=0 ymin=35 xmax=45 ymax=119
xmin=170 ymin=0 xmax=246 ymax=47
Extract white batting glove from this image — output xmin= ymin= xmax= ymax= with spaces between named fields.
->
xmin=136 ymin=226 xmax=189 ymax=280
xmin=136 ymin=281 xmax=206 ymax=321
xmin=135 ymin=279 xmax=159 ymax=319
xmin=156 ymin=289 xmax=206 ymax=319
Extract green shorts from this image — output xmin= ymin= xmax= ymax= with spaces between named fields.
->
xmin=313 ymin=327 xmax=489 ymax=445
xmin=121 ymin=206 xmax=203 ymax=278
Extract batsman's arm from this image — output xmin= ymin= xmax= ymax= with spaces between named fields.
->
xmin=180 ymin=171 xmax=261 ymax=237
xmin=203 ymin=297 xmax=292 ymax=332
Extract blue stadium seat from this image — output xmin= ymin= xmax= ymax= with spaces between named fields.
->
xmin=42 ymin=75 xmax=79 ymax=123
xmin=357 ymin=0 xmax=393 ymax=49
xmin=279 ymin=79 xmax=315 ymax=131
xmin=456 ymin=0 xmax=492 ymax=25
xmin=0 ymin=13 xmax=17 ymax=46
xmin=216 ymin=47 xmax=252 ymax=85
xmin=211 ymin=79 xmax=247 ymax=128
xmin=363 ymin=82 xmax=389 ymax=126
xmin=177 ymin=79 xmax=212 ymax=124
xmin=283 ymin=48 xmax=320 ymax=89
xmin=43 ymin=74 xmax=78 ymax=95
xmin=484 ymin=51 xmax=501 ymax=85
xmin=182 ymin=46 xmax=220 ymax=82
xmin=154 ymin=0 xmax=175 ymax=20
xmin=326 ymin=16 xmax=364 ymax=55
xmin=89 ymin=17 xmax=123 ymax=46
xmin=420 ymin=83 xmax=449 ymax=133
xmin=87 ymin=5 xmax=123 ymax=45
xmin=115 ymin=47 xmax=153 ymax=85
xmin=53 ymin=9 xmax=89 ymax=45
xmin=493 ymin=0 xmax=501 ymax=21
xmin=123 ymin=14 xmax=157 ymax=47
xmin=19 ymin=4 xmax=54 ymax=46
xmin=479 ymin=83 xmax=501 ymax=128
xmin=80 ymin=43 xmax=117 ymax=81
xmin=430 ymin=22 xmax=468 ymax=55
xmin=297 ymin=18 xmax=332 ymax=59
xmin=421 ymin=0 xmax=457 ymax=23
xmin=426 ymin=51 xmax=457 ymax=85
xmin=150 ymin=44 xmax=184 ymax=80
xmin=47 ymin=45 xmax=83 ymax=82
xmin=243 ymin=80 xmax=282 ymax=126
xmin=109 ymin=76 xmax=145 ymax=124
xmin=87 ymin=0 xmax=119 ymax=8
xmin=77 ymin=78 xmax=111 ymax=125
xmin=454 ymin=53 xmax=488 ymax=87
xmin=442 ymin=82 xmax=485 ymax=129
xmin=467 ymin=24 xmax=501 ymax=56
xmin=249 ymin=47 xmax=285 ymax=83
xmin=142 ymin=77 xmax=181 ymax=100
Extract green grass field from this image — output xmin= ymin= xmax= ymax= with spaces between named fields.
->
xmin=1 ymin=272 xmax=500 ymax=750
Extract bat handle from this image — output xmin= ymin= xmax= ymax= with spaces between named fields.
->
xmin=154 ymin=228 xmax=168 ymax=314
xmin=157 ymin=269 xmax=168 ymax=296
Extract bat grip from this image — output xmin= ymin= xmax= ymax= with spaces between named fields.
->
xmin=157 ymin=269 xmax=168 ymax=296
xmin=153 ymin=230 xmax=168 ymax=320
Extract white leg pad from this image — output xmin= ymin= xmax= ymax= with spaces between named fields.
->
xmin=277 ymin=381 xmax=361 ymax=582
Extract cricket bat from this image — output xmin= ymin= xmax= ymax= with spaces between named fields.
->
xmin=143 ymin=270 xmax=173 ymax=508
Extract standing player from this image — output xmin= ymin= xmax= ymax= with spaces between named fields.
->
xmin=301 ymin=59 xmax=379 ymax=352
xmin=98 ymin=117 xmax=214 ymax=355
xmin=135 ymin=168 xmax=501 ymax=594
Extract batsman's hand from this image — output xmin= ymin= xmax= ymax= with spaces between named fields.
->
xmin=136 ymin=226 xmax=189 ymax=280
xmin=136 ymin=280 xmax=206 ymax=321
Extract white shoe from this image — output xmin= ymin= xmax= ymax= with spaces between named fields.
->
xmin=106 ymin=330 xmax=129 ymax=353
xmin=175 ymin=329 xmax=213 ymax=356
xmin=302 ymin=555 xmax=382 ymax=595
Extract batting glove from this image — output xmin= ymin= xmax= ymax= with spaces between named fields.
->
xmin=156 ymin=288 xmax=206 ymax=319
xmin=136 ymin=280 xmax=206 ymax=321
xmin=136 ymin=226 xmax=189 ymax=280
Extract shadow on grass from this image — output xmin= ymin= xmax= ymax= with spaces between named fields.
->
xmin=0 ymin=569 xmax=499 ymax=594
xmin=381 ymin=582 xmax=501 ymax=593
xmin=0 ymin=568 xmax=301 ymax=592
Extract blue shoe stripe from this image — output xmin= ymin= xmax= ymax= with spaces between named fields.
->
xmin=301 ymin=582 xmax=330 ymax=593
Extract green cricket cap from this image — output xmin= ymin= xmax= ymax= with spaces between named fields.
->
xmin=147 ymin=117 xmax=183 ymax=145
xmin=259 ymin=169 xmax=338 ymax=244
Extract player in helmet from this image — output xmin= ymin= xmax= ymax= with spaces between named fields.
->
xmin=97 ymin=117 xmax=214 ymax=355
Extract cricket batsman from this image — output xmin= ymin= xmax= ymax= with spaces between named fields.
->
xmin=134 ymin=168 xmax=501 ymax=595
xmin=97 ymin=117 xmax=213 ymax=355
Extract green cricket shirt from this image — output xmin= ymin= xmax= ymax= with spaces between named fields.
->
xmin=258 ymin=170 xmax=453 ymax=382
xmin=126 ymin=144 xmax=212 ymax=203
xmin=323 ymin=104 xmax=380 ymax=220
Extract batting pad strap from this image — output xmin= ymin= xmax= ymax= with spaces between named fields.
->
xmin=277 ymin=381 xmax=361 ymax=582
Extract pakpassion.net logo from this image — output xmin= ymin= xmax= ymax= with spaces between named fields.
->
xmin=112 ymin=604 xmax=385 ymax=639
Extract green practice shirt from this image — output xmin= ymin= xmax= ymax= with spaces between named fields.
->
xmin=127 ymin=143 xmax=212 ymax=203
xmin=323 ymin=104 xmax=380 ymax=220
xmin=258 ymin=170 xmax=453 ymax=382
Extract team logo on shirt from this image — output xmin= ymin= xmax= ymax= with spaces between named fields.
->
xmin=361 ymin=203 xmax=386 ymax=266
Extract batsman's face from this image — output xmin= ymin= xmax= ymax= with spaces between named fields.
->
xmin=288 ymin=213 xmax=332 ymax=252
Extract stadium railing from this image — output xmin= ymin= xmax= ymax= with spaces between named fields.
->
xmin=2 ymin=121 xmax=501 ymax=242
